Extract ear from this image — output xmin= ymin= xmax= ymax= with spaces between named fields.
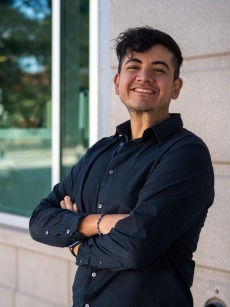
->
xmin=114 ymin=73 xmax=120 ymax=95
xmin=171 ymin=78 xmax=183 ymax=100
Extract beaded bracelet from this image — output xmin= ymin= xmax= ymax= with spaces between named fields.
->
xmin=96 ymin=213 xmax=106 ymax=235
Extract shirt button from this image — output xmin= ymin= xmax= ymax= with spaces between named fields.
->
xmin=109 ymin=169 xmax=114 ymax=175
xmin=66 ymin=229 xmax=70 ymax=234
xmin=45 ymin=230 xmax=49 ymax=235
xmin=92 ymin=272 xmax=97 ymax=278
xmin=98 ymin=203 xmax=102 ymax=209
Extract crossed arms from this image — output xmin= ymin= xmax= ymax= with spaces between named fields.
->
xmin=60 ymin=196 xmax=128 ymax=255
xmin=29 ymin=138 xmax=214 ymax=271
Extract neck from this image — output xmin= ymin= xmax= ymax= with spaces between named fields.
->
xmin=129 ymin=111 xmax=170 ymax=139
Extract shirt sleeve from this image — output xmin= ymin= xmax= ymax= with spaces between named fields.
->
xmin=76 ymin=139 xmax=215 ymax=271
xmin=29 ymin=156 xmax=88 ymax=247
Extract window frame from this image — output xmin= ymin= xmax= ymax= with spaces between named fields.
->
xmin=0 ymin=0 xmax=98 ymax=228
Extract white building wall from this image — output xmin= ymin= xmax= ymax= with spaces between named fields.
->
xmin=0 ymin=224 xmax=76 ymax=307
xmin=107 ymin=0 xmax=230 ymax=306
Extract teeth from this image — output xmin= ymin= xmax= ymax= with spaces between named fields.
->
xmin=134 ymin=88 xmax=154 ymax=94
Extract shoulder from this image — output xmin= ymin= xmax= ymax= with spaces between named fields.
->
xmin=87 ymin=135 xmax=116 ymax=152
xmin=165 ymin=128 xmax=209 ymax=151
xmin=163 ymin=128 xmax=212 ymax=168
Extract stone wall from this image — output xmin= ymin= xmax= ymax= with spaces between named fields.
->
xmin=108 ymin=0 xmax=230 ymax=305
xmin=0 ymin=224 xmax=76 ymax=307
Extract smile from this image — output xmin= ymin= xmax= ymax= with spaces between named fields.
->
xmin=132 ymin=88 xmax=155 ymax=94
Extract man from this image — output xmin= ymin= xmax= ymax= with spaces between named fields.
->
xmin=29 ymin=26 xmax=214 ymax=307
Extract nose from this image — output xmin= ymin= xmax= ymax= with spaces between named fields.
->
xmin=136 ymin=68 xmax=153 ymax=83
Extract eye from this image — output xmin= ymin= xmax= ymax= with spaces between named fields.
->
xmin=127 ymin=65 xmax=139 ymax=70
xmin=153 ymin=68 xmax=165 ymax=73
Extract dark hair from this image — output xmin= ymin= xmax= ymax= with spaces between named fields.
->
xmin=115 ymin=26 xmax=183 ymax=80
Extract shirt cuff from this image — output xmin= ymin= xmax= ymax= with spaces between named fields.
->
xmin=59 ymin=212 xmax=88 ymax=241
xmin=76 ymin=238 xmax=123 ymax=271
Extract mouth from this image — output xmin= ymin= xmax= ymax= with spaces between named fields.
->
xmin=131 ymin=87 xmax=156 ymax=94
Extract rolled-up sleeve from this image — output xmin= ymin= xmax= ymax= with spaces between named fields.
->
xmin=76 ymin=140 xmax=214 ymax=271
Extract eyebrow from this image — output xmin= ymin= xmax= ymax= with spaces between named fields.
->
xmin=124 ymin=58 xmax=170 ymax=70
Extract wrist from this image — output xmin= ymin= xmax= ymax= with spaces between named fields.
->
xmin=78 ymin=214 xmax=101 ymax=237
xmin=69 ymin=241 xmax=81 ymax=257
xmin=96 ymin=213 xmax=107 ymax=235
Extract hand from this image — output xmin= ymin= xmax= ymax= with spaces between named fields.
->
xmin=60 ymin=196 xmax=78 ymax=213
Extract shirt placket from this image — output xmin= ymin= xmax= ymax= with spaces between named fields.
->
xmin=96 ymin=162 xmax=117 ymax=214
xmin=82 ymin=152 xmax=122 ymax=306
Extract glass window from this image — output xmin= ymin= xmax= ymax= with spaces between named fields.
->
xmin=0 ymin=0 xmax=52 ymax=216
xmin=60 ymin=0 xmax=89 ymax=178
xmin=0 ymin=0 xmax=90 ymax=217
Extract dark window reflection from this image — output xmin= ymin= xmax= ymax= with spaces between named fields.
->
xmin=0 ymin=0 xmax=89 ymax=216
xmin=0 ymin=0 xmax=52 ymax=216
xmin=61 ymin=0 xmax=89 ymax=177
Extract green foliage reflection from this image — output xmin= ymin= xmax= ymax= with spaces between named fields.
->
xmin=0 ymin=0 xmax=51 ymax=128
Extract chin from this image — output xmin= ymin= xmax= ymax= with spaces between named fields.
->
xmin=128 ymin=107 xmax=153 ymax=113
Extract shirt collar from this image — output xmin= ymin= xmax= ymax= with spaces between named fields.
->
xmin=114 ymin=113 xmax=183 ymax=143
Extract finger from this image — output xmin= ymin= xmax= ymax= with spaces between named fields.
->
xmin=64 ymin=196 xmax=74 ymax=211
xmin=60 ymin=200 xmax=66 ymax=209
xmin=73 ymin=203 xmax=78 ymax=213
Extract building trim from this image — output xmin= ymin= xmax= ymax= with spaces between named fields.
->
xmin=0 ymin=212 xmax=29 ymax=229
xmin=89 ymin=0 xmax=99 ymax=146
xmin=51 ymin=0 xmax=61 ymax=186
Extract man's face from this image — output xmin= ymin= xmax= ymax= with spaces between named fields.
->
xmin=114 ymin=44 xmax=182 ymax=119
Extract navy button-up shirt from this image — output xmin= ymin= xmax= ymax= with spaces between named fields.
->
xmin=30 ymin=114 xmax=215 ymax=307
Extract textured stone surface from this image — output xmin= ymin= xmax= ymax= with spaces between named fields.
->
xmin=170 ymin=56 xmax=230 ymax=162
xmin=0 ymin=226 xmax=74 ymax=307
xmin=15 ymin=292 xmax=63 ymax=307
xmin=18 ymin=249 xmax=70 ymax=306
xmin=110 ymin=0 xmax=230 ymax=60
xmin=0 ymin=286 xmax=14 ymax=307
xmin=0 ymin=243 xmax=16 ymax=288
xmin=192 ymin=266 xmax=230 ymax=307
xmin=193 ymin=164 xmax=230 ymax=270
xmin=108 ymin=1 xmax=230 ymax=306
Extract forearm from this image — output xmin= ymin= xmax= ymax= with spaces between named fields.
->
xmin=29 ymin=202 xmax=88 ymax=247
xmin=77 ymin=214 xmax=129 ymax=237
xmin=60 ymin=196 xmax=128 ymax=243
xmin=73 ymin=214 xmax=129 ymax=256
xmin=77 ymin=214 xmax=100 ymax=237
